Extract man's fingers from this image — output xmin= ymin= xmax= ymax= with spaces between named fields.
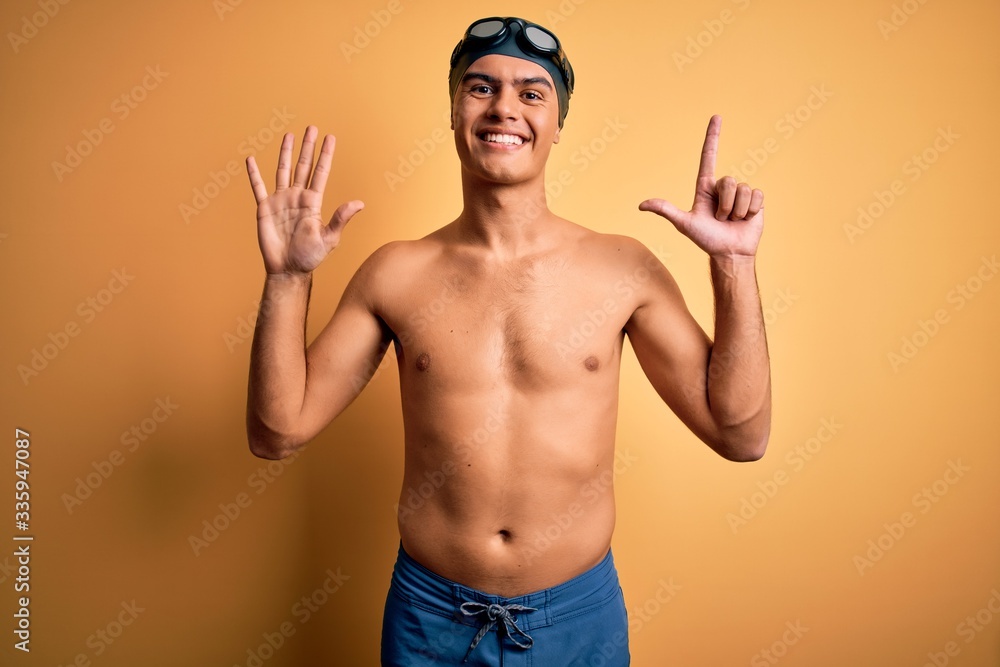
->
xmin=731 ymin=182 xmax=752 ymax=220
xmin=245 ymin=156 xmax=269 ymax=206
xmin=292 ymin=126 xmax=318 ymax=188
xmin=697 ymin=115 xmax=722 ymax=182
xmin=309 ymin=134 xmax=337 ymax=194
xmin=714 ymin=176 xmax=736 ymax=221
xmin=639 ymin=198 xmax=690 ymax=228
xmin=748 ymin=188 xmax=764 ymax=218
xmin=275 ymin=131 xmax=294 ymax=190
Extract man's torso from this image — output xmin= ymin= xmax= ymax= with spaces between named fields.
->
xmin=371 ymin=218 xmax=648 ymax=597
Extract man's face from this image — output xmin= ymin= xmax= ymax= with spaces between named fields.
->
xmin=451 ymin=54 xmax=562 ymax=186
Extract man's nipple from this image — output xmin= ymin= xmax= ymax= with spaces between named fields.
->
xmin=416 ymin=352 xmax=431 ymax=371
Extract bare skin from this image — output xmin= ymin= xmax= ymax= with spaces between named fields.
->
xmin=245 ymin=55 xmax=771 ymax=597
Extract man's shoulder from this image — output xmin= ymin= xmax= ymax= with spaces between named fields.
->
xmin=348 ymin=236 xmax=442 ymax=301
xmin=564 ymin=224 xmax=662 ymax=270
xmin=357 ymin=236 xmax=440 ymax=273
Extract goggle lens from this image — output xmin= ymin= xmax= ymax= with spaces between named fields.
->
xmin=524 ymin=25 xmax=558 ymax=51
xmin=469 ymin=19 xmax=505 ymax=38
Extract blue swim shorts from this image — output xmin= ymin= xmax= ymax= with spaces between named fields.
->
xmin=381 ymin=542 xmax=630 ymax=666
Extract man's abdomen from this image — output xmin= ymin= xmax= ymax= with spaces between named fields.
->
xmin=395 ymin=386 xmax=621 ymax=598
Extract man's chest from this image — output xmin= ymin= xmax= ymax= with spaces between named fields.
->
xmin=378 ymin=257 xmax=637 ymax=385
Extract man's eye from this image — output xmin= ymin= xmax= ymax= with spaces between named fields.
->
xmin=523 ymin=91 xmax=541 ymax=101
xmin=472 ymin=85 xmax=492 ymax=94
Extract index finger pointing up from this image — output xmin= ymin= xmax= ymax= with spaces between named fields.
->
xmin=697 ymin=115 xmax=722 ymax=181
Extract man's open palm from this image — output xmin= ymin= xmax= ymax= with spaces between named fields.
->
xmin=246 ymin=126 xmax=364 ymax=275
xmin=639 ymin=115 xmax=764 ymax=258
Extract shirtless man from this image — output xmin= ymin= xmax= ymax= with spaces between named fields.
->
xmin=244 ymin=16 xmax=770 ymax=667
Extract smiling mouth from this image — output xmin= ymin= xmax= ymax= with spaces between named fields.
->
xmin=479 ymin=132 xmax=526 ymax=146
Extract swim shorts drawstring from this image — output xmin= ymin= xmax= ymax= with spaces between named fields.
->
xmin=459 ymin=601 xmax=537 ymax=662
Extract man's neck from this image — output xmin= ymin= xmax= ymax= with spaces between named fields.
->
xmin=454 ymin=170 xmax=557 ymax=258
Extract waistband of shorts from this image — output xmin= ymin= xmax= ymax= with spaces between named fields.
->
xmin=389 ymin=541 xmax=621 ymax=632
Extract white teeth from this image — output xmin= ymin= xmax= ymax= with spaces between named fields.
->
xmin=483 ymin=133 xmax=524 ymax=145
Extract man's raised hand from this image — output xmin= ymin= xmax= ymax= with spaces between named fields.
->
xmin=246 ymin=126 xmax=364 ymax=275
xmin=639 ymin=115 xmax=764 ymax=259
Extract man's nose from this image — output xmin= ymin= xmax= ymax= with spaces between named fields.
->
xmin=487 ymin=88 xmax=520 ymax=120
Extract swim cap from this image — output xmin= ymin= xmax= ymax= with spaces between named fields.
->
xmin=449 ymin=17 xmax=575 ymax=128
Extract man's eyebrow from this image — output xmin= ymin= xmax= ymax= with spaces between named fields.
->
xmin=517 ymin=76 xmax=553 ymax=90
xmin=462 ymin=72 xmax=553 ymax=90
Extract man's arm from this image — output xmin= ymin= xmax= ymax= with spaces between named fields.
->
xmin=246 ymin=254 xmax=393 ymax=460
xmin=630 ymin=115 xmax=771 ymax=461
xmin=243 ymin=125 xmax=389 ymax=459
xmin=706 ymin=254 xmax=771 ymax=457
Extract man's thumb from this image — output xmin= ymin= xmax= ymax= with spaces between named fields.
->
xmin=329 ymin=199 xmax=365 ymax=233
xmin=638 ymin=198 xmax=688 ymax=227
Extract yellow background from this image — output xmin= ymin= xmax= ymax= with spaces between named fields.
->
xmin=3 ymin=0 xmax=999 ymax=664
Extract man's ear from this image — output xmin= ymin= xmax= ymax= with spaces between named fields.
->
xmin=553 ymin=126 xmax=560 ymax=144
